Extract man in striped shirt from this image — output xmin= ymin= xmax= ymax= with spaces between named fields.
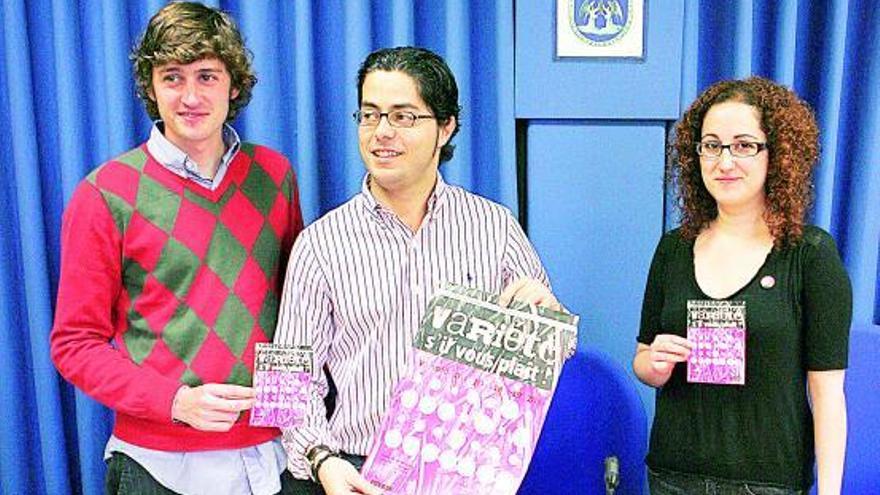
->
xmin=275 ymin=47 xmax=561 ymax=495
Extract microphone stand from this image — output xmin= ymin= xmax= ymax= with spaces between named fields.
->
xmin=604 ymin=456 xmax=619 ymax=495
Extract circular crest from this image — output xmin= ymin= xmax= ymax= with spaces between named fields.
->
xmin=568 ymin=0 xmax=633 ymax=47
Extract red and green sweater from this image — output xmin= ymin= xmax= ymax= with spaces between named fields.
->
xmin=51 ymin=142 xmax=304 ymax=451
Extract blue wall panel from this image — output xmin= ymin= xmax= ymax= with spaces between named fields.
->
xmin=515 ymin=2 xmax=684 ymax=119
xmin=526 ymin=121 xmax=666 ymax=418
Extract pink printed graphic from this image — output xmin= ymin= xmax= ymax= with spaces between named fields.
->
xmin=249 ymin=343 xmax=312 ymax=428
xmin=250 ymin=370 xmax=310 ymax=428
xmin=686 ymin=300 xmax=746 ymax=386
xmin=687 ymin=326 xmax=746 ymax=385
xmin=362 ymin=285 xmax=578 ymax=495
xmin=363 ymin=351 xmax=552 ymax=494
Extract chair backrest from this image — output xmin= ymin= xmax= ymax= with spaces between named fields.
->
xmin=519 ymin=350 xmax=647 ymax=494
xmin=842 ymin=325 xmax=880 ymax=494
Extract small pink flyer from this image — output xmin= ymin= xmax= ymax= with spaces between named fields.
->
xmin=686 ymin=300 xmax=746 ymax=385
xmin=249 ymin=343 xmax=312 ymax=428
xmin=362 ymin=284 xmax=578 ymax=494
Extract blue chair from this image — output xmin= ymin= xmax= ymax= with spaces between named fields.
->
xmin=841 ymin=325 xmax=880 ymax=494
xmin=519 ymin=350 xmax=648 ymax=494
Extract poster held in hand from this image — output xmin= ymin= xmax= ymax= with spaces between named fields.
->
xmin=250 ymin=343 xmax=313 ymax=428
xmin=686 ymin=300 xmax=746 ymax=386
xmin=362 ymin=284 xmax=578 ymax=494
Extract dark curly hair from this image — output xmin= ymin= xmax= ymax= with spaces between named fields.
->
xmin=357 ymin=47 xmax=462 ymax=163
xmin=670 ymin=76 xmax=819 ymax=246
xmin=131 ymin=2 xmax=256 ymax=122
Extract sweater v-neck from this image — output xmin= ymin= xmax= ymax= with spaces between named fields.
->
xmin=141 ymin=143 xmax=247 ymax=203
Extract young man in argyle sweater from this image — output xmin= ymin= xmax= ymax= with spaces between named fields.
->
xmin=50 ymin=3 xmax=304 ymax=494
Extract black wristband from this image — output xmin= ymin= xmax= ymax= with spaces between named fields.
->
xmin=305 ymin=444 xmax=332 ymax=463
xmin=306 ymin=444 xmax=338 ymax=481
xmin=312 ymin=451 xmax=337 ymax=482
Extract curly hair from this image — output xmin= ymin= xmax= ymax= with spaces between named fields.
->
xmin=670 ymin=76 xmax=819 ymax=246
xmin=131 ymin=2 xmax=256 ymax=121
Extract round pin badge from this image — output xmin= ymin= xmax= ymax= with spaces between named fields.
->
xmin=760 ymin=275 xmax=776 ymax=289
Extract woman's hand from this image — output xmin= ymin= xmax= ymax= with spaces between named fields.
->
xmin=632 ymin=335 xmax=694 ymax=387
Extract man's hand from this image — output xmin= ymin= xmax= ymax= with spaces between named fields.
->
xmin=498 ymin=278 xmax=561 ymax=310
xmin=171 ymin=383 xmax=255 ymax=431
xmin=318 ymin=456 xmax=383 ymax=495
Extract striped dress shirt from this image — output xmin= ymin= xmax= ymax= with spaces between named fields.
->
xmin=275 ymin=173 xmax=549 ymax=479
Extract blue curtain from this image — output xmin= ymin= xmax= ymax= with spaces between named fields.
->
xmin=678 ymin=0 xmax=880 ymax=327
xmin=0 ymin=1 xmax=514 ymax=493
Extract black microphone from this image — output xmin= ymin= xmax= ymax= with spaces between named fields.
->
xmin=604 ymin=455 xmax=620 ymax=495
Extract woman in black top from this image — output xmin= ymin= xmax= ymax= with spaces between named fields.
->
xmin=633 ymin=77 xmax=851 ymax=495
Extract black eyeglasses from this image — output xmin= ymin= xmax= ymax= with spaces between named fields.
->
xmin=353 ymin=109 xmax=436 ymax=128
xmin=696 ymin=140 xmax=768 ymax=159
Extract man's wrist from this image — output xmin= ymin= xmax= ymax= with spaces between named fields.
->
xmin=312 ymin=451 xmax=338 ymax=483
xmin=170 ymin=385 xmax=190 ymax=424
xmin=305 ymin=444 xmax=338 ymax=482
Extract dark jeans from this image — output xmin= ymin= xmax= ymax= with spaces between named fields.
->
xmin=286 ymin=454 xmax=367 ymax=495
xmin=648 ymin=467 xmax=803 ymax=495
xmin=105 ymin=452 xmax=297 ymax=495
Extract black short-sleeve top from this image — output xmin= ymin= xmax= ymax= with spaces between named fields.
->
xmin=637 ymin=225 xmax=852 ymax=489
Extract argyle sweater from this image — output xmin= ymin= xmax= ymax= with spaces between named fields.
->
xmin=51 ymin=142 xmax=304 ymax=451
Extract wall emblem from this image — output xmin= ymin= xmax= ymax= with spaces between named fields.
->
xmin=556 ymin=0 xmax=644 ymax=58
xmin=570 ymin=0 xmax=633 ymax=46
